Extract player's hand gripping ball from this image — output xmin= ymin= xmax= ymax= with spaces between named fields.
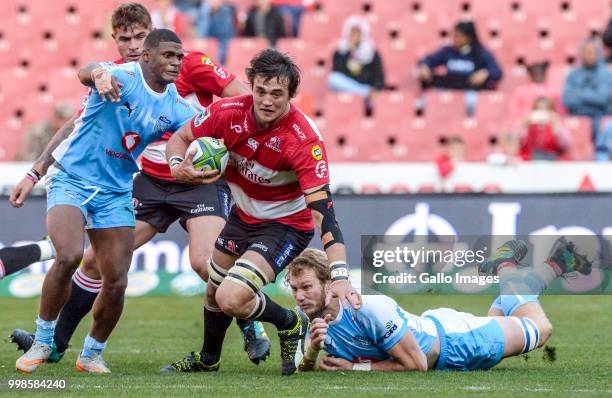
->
xmin=187 ymin=137 xmax=229 ymax=174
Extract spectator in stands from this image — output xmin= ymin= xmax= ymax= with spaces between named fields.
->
xmin=487 ymin=133 xmax=521 ymax=165
xmin=508 ymin=60 xmax=561 ymax=121
xmin=435 ymin=135 xmax=465 ymax=179
xmin=519 ymin=97 xmax=570 ymax=161
xmin=272 ymin=0 xmax=310 ymax=37
xmin=17 ymin=102 xmax=74 ymax=162
xmin=417 ymin=21 xmax=502 ymax=91
xmin=151 ymin=0 xmax=194 ymax=39
xmin=197 ymin=0 xmax=236 ymax=65
xmin=601 ymin=18 xmax=612 ymax=63
xmin=243 ymin=0 xmax=286 ymax=47
xmin=562 ymin=38 xmax=612 ymax=139
xmin=417 ymin=20 xmax=502 ymax=116
xmin=327 ymin=15 xmax=385 ymax=116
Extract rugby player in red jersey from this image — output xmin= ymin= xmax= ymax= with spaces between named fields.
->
xmin=9 ymin=2 xmax=270 ymax=370
xmin=165 ymin=48 xmax=361 ymax=375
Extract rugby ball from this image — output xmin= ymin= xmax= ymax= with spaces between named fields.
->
xmin=187 ymin=137 xmax=229 ymax=174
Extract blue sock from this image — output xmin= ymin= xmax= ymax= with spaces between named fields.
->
xmin=34 ymin=316 xmax=57 ymax=347
xmin=500 ymin=294 xmax=540 ymax=316
xmin=81 ymin=334 xmax=107 ymax=358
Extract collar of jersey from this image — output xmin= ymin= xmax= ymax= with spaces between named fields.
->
xmin=327 ymin=300 xmax=347 ymax=326
xmin=135 ymin=62 xmax=169 ymax=98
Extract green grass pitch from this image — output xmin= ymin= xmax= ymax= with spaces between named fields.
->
xmin=0 ymin=295 xmax=610 ymax=397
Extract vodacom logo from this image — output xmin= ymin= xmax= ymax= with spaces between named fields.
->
xmin=122 ymin=132 xmax=141 ymax=153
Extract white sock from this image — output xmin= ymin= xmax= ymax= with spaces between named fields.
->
xmin=36 ymin=240 xmax=56 ymax=261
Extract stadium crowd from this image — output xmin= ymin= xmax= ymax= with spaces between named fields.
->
xmin=3 ymin=0 xmax=612 ymax=164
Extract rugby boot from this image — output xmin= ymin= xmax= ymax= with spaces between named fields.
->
xmin=545 ymin=237 xmax=593 ymax=276
xmin=76 ymin=353 xmax=111 ymax=374
xmin=16 ymin=341 xmax=51 ymax=374
xmin=160 ymin=351 xmax=220 ymax=373
xmin=278 ymin=309 xmax=309 ymax=376
xmin=10 ymin=329 xmax=64 ymax=363
xmin=479 ymin=240 xmax=528 ymax=276
xmin=239 ymin=320 xmax=271 ymax=365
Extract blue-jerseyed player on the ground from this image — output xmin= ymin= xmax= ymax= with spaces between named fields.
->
xmin=286 ymin=238 xmax=592 ymax=372
xmin=10 ymin=29 xmax=198 ymax=374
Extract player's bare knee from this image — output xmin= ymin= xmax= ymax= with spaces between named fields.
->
xmin=189 ymin=257 xmax=209 ymax=281
xmin=81 ymin=254 xmax=100 ymax=279
xmin=215 ymin=286 xmax=241 ymax=316
xmin=537 ymin=318 xmax=553 ymax=346
xmin=102 ymin=275 xmax=128 ymax=298
xmin=54 ymin=250 xmax=83 ymax=275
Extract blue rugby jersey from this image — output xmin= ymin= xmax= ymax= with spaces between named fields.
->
xmin=323 ymin=295 xmax=438 ymax=362
xmin=53 ymin=62 xmax=195 ymax=192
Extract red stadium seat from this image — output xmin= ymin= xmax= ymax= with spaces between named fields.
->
xmin=323 ymin=92 xmax=364 ymax=127
xmin=563 ymin=116 xmax=594 ymax=160
xmin=394 ymin=119 xmax=439 ymax=162
xmin=372 ymin=91 xmax=417 ymax=126
xmin=300 ymin=12 xmax=342 ymax=45
xmin=225 ymin=38 xmax=270 ymax=83
xmin=475 ymin=91 xmax=508 ymax=123
xmin=182 ymin=38 xmax=220 ymax=60
xmin=423 ymin=90 xmax=466 ymax=122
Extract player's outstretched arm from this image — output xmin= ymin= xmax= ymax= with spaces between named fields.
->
xmin=9 ymin=114 xmax=77 ymax=207
xmin=319 ymin=331 xmax=428 ymax=372
xmin=78 ymin=62 xmax=123 ymax=102
xmin=375 ymin=330 xmax=428 ymax=372
xmin=166 ymin=123 xmax=220 ymax=185
xmin=305 ymin=185 xmax=361 ymax=309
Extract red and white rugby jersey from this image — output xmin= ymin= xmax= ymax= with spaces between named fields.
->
xmin=140 ymin=51 xmax=235 ymax=180
xmin=190 ymin=94 xmax=330 ymax=231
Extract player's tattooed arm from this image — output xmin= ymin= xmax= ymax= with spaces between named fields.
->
xmin=78 ymin=62 xmax=123 ymax=102
xmin=9 ymin=114 xmax=77 ymax=207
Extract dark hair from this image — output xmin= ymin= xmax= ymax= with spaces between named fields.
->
xmin=144 ymin=28 xmax=182 ymax=49
xmin=454 ymin=20 xmax=484 ymax=69
xmin=246 ymin=49 xmax=301 ymax=98
xmin=111 ymin=3 xmax=152 ymax=32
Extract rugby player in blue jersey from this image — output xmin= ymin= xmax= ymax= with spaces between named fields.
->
xmin=11 ymin=29 xmax=197 ymax=374
xmin=287 ymin=239 xmax=591 ymax=372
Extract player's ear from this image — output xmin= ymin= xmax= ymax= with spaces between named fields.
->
xmin=141 ymin=48 xmax=150 ymax=62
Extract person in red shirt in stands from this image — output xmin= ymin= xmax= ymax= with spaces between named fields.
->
xmin=519 ymin=97 xmax=570 ymax=160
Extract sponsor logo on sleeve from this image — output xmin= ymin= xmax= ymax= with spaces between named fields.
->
xmin=311 ymin=145 xmax=322 ymax=160
xmin=201 ymin=56 xmax=215 ymax=66
xmin=292 ymin=123 xmax=306 ymax=140
xmin=213 ymin=65 xmax=229 ymax=79
xmin=315 ymin=160 xmax=328 ymax=179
